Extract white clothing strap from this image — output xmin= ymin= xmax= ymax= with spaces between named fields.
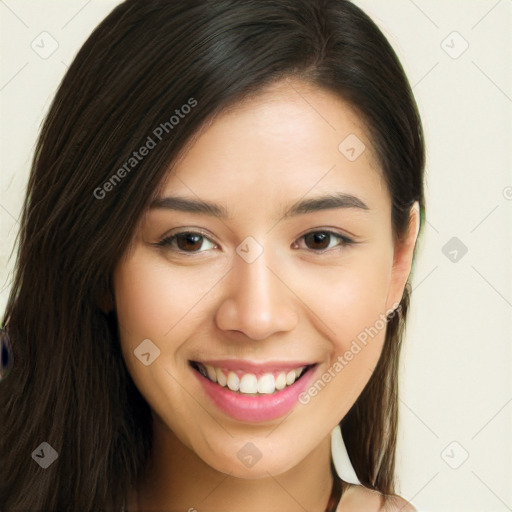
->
xmin=330 ymin=424 xmax=362 ymax=485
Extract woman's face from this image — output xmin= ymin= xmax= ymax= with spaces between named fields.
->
xmin=113 ymin=79 xmax=417 ymax=478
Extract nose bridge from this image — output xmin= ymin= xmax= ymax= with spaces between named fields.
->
xmin=215 ymin=237 xmax=298 ymax=340
xmin=237 ymin=246 xmax=278 ymax=310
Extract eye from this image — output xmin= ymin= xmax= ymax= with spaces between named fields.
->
xmin=154 ymin=229 xmax=354 ymax=256
xmin=155 ymin=231 xmax=217 ymax=254
xmin=293 ymin=230 xmax=354 ymax=252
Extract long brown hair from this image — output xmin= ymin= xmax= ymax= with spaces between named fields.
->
xmin=1 ymin=0 xmax=425 ymax=509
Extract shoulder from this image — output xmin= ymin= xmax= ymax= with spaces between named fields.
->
xmin=382 ymin=494 xmax=417 ymax=512
xmin=337 ymin=482 xmax=416 ymax=512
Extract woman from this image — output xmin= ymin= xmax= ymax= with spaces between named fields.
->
xmin=0 ymin=1 xmax=425 ymax=510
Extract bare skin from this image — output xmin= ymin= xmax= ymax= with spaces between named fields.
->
xmin=338 ymin=482 xmax=417 ymax=511
xmin=114 ymin=78 xmax=419 ymax=511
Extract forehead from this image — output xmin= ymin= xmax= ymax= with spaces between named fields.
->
xmin=160 ymin=79 xmax=388 ymax=217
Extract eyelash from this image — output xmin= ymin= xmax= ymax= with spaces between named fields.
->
xmin=154 ymin=229 xmax=355 ymax=256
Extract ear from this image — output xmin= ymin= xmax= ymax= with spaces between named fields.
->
xmin=385 ymin=202 xmax=420 ymax=311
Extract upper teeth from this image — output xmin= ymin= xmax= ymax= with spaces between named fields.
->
xmin=196 ymin=363 xmax=307 ymax=395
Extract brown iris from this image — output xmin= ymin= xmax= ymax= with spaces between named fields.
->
xmin=304 ymin=231 xmax=331 ymax=250
xmin=175 ymin=233 xmax=204 ymax=252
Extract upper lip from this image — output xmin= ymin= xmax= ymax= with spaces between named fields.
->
xmin=192 ymin=359 xmax=316 ymax=373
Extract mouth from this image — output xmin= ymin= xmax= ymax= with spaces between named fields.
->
xmin=189 ymin=359 xmax=319 ymax=422
xmin=189 ymin=360 xmax=314 ymax=395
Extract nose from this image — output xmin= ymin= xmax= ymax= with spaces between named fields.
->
xmin=215 ymin=246 xmax=299 ymax=341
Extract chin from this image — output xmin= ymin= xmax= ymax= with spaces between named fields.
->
xmin=202 ymin=447 xmax=299 ymax=480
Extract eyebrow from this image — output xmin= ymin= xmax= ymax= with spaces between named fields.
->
xmin=149 ymin=192 xmax=369 ymax=219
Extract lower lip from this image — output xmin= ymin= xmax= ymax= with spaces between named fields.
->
xmin=192 ymin=364 xmax=318 ymax=423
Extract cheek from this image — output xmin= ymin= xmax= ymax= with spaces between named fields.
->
xmin=293 ymin=247 xmax=393 ymax=412
xmin=331 ymin=263 xmax=391 ymax=351
xmin=112 ymin=252 xmax=218 ymax=439
xmin=292 ymin=246 xmax=392 ymax=348
xmin=113 ymin=250 xmax=221 ymax=347
xmin=333 ymin=253 xmax=392 ymax=360
xmin=112 ymin=250 xmax=219 ymax=404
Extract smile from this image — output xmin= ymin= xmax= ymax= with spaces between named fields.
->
xmin=191 ymin=361 xmax=311 ymax=395
xmin=189 ymin=359 xmax=318 ymax=422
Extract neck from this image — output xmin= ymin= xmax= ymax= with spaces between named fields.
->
xmin=133 ymin=414 xmax=336 ymax=512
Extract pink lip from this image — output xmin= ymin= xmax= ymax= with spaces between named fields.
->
xmin=191 ymin=362 xmax=318 ymax=423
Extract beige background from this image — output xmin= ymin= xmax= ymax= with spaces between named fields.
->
xmin=1 ymin=1 xmax=511 ymax=510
